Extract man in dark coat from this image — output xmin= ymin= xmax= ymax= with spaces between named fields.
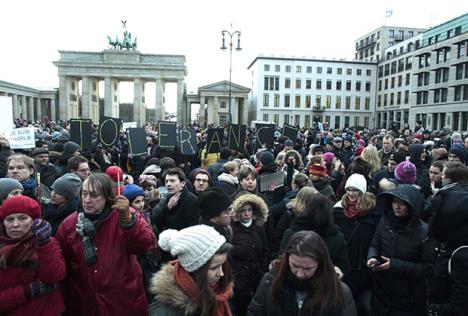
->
xmin=0 ymin=136 xmax=14 ymax=178
xmin=32 ymin=147 xmax=60 ymax=189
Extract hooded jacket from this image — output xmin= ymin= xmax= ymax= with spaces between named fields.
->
xmin=368 ymin=185 xmax=434 ymax=315
xmin=409 ymin=144 xmax=432 ymax=197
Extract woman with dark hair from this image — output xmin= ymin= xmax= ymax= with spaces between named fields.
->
xmin=248 ymin=230 xmax=356 ymax=315
xmin=56 ymin=173 xmax=156 ymax=315
xmin=333 ymin=174 xmax=379 ymax=316
xmin=150 ymin=225 xmax=233 ymax=316
xmin=280 ymin=193 xmax=350 ymax=276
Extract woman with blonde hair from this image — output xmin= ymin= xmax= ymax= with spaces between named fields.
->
xmin=360 ymin=145 xmax=382 ymax=178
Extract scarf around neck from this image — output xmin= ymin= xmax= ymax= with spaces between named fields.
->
xmin=0 ymin=230 xmax=37 ymax=270
xmin=172 ymin=260 xmax=233 ymax=316
xmin=343 ymin=198 xmax=359 ymax=219
xmin=21 ymin=176 xmax=37 ymax=192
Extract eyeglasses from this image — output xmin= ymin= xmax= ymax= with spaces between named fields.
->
xmin=194 ymin=178 xmax=209 ymax=183
xmin=77 ymin=168 xmax=91 ymax=173
xmin=346 ymin=187 xmax=360 ymax=193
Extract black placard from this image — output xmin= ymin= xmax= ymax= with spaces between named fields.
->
xmin=127 ymin=128 xmax=147 ymax=156
xmin=158 ymin=121 xmax=177 ymax=148
xmin=227 ymin=124 xmax=246 ymax=152
xmin=281 ymin=124 xmax=299 ymax=141
xmin=70 ymin=119 xmax=92 ymax=150
xmin=179 ymin=128 xmax=197 ymax=155
xmin=255 ymin=124 xmax=275 ymax=148
xmin=206 ymin=128 xmax=224 ymax=153
xmin=99 ymin=117 xmax=122 ymax=147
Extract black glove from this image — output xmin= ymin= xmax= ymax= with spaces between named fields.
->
xmin=31 ymin=219 xmax=52 ymax=246
xmin=23 ymin=280 xmax=57 ymax=299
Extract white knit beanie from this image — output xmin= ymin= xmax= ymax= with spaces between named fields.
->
xmin=345 ymin=174 xmax=367 ymax=193
xmin=158 ymin=225 xmax=226 ymax=272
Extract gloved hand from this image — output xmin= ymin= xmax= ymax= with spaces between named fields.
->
xmin=31 ymin=219 xmax=52 ymax=246
xmin=23 ymin=280 xmax=57 ymax=299
xmin=112 ymin=195 xmax=132 ymax=225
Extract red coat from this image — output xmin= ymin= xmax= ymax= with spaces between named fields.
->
xmin=0 ymin=239 xmax=65 ymax=316
xmin=56 ymin=209 xmax=155 ymax=316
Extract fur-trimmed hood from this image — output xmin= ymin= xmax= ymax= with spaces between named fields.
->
xmin=232 ymin=193 xmax=269 ymax=226
xmin=150 ymin=263 xmax=198 ymax=315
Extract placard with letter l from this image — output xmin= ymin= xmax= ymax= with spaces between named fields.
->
xmin=127 ymin=128 xmax=148 ymax=155
xmin=70 ymin=119 xmax=92 ymax=150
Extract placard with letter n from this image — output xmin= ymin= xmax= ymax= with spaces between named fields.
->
xmin=227 ymin=124 xmax=246 ymax=152
xmin=70 ymin=118 xmax=92 ymax=151
xmin=255 ymin=123 xmax=275 ymax=149
xmin=179 ymin=128 xmax=197 ymax=155
xmin=98 ymin=117 xmax=122 ymax=148
xmin=206 ymin=128 xmax=224 ymax=153
xmin=281 ymin=124 xmax=299 ymax=141
xmin=158 ymin=121 xmax=177 ymax=148
xmin=127 ymin=128 xmax=148 ymax=156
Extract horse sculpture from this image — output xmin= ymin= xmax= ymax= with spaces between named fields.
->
xmin=107 ymin=36 xmax=121 ymax=50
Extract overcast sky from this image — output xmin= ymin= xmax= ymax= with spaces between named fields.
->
xmin=1 ymin=0 xmax=467 ymax=113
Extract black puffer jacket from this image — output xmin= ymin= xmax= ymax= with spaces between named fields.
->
xmin=409 ymin=144 xmax=432 ymax=198
xmin=368 ymin=185 xmax=435 ymax=315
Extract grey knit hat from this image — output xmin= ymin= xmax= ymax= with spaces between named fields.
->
xmin=51 ymin=173 xmax=82 ymax=201
xmin=0 ymin=178 xmax=23 ymax=200
xmin=158 ymin=225 xmax=226 ymax=272
xmin=63 ymin=141 xmax=80 ymax=156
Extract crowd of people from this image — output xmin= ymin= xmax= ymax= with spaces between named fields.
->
xmin=1 ymin=117 xmax=468 ymax=316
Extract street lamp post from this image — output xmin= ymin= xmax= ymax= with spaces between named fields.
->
xmin=221 ymin=27 xmax=241 ymax=124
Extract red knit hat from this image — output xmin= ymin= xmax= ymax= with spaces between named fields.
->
xmin=0 ymin=196 xmax=41 ymax=221
xmin=309 ymin=164 xmax=328 ymax=177
xmin=106 ymin=166 xmax=123 ymax=183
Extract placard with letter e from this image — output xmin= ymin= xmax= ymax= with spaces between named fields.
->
xmin=255 ymin=123 xmax=275 ymax=148
xmin=206 ymin=128 xmax=224 ymax=153
xmin=70 ymin=119 xmax=92 ymax=150
xmin=281 ymin=124 xmax=299 ymax=141
xmin=227 ymin=124 xmax=246 ymax=152
xmin=179 ymin=128 xmax=197 ymax=155
xmin=127 ymin=128 xmax=148 ymax=155
xmin=158 ymin=121 xmax=177 ymax=148
xmin=98 ymin=117 xmax=122 ymax=148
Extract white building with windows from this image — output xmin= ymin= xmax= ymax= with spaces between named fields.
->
xmin=247 ymin=56 xmax=377 ymax=129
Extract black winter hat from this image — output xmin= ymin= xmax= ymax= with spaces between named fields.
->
xmin=199 ymin=187 xmax=232 ymax=220
xmin=259 ymin=151 xmax=275 ymax=166
xmin=31 ymin=147 xmax=49 ymax=157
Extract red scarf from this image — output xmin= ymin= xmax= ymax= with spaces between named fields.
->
xmin=172 ymin=260 xmax=233 ymax=316
xmin=0 ymin=230 xmax=37 ymax=270
xmin=343 ymin=198 xmax=359 ymax=219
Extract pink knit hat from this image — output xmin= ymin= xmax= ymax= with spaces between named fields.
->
xmin=394 ymin=161 xmax=417 ymax=184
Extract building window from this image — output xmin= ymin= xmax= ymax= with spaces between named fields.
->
xmin=354 ymin=116 xmax=360 ymax=127
xmin=347 ymin=68 xmax=352 ymax=75
xmin=315 ymin=95 xmax=321 ymax=108
xmin=304 ymin=115 xmax=311 ymax=128
xmin=264 ymin=76 xmax=280 ymax=91
xmin=305 ymin=95 xmax=311 ymax=108
xmin=296 ymin=66 xmax=302 ymax=73
xmin=220 ymin=101 xmax=226 ymax=109
xmin=284 ymin=94 xmax=290 ymax=107
xmin=398 ymin=75 xmax=402 ymax=87
xmin=295 ymin=79 xmax=301 ymax=89
xmin=337 ymin=68 xmax=343 ymax=75
xmin=366 ymin=69 xmax=372 ymax=76
xmin=335 ymin=96 xmax=341 ymax=109
xmin=284 ymin=114 xmax=290 ymax=125
xmin=306 ymin=66 xmax=312 ymax=73
xmin=345 ymin=96 xmax=351 ymax=109
xmin=357 ymin=69 xmax=362 ymax=76
xmin=264 ymin=65 xmax=270 ymax=71
xmin=263 ymin=94 xmax=269 ymax=107
xmin=384 ymin=79 xmax=388 ymax=89
xmin=378 ymin=95 xmax=381 ymax=107
xmin=404 ymin=90 xmax=409 ymax=104
xmin=390 ymin=93 xmax=394 ymax=105
xmin=274 ymin=114 xmax=279 ymax=125
xmin=219 ymin=115 xmax=227 ymax=127
xmin=316 ymin=80 xmax=322 ymax=89
xmin=406 ymin=73 xmax=410 ymax=85
xmin=326 ymin=80 xmax=332 ymax=90
xmin=285 ymin=78 xmax=291 ymax=89
xmin=275 ymin=65 xmax=280 ymax=72
xmin=355 ymin=97 xmax=361 ymax=110
xmin=306 ymin=79 xmax=312 ymax=89
xmin=325 ymin=115 xmax=331 ymax=126
xmin=389 ymin=29 xmax=394 ymax=38
xmin=365 ymin=97 xmax=370 ymax=110
xmin=365 ymin=82 xmax=371 ymax=91
xmin=263 ymin=113 xmax=269 ymax=121
xmin=335 ymin=116 xmax=341 ymax=129
xmin=384 ymin=94 xmax=388 ymax=106
xmin=336 ymin=81 xmax=342 ymax=90
xmin=344 ymin=116 xmax=350 ymax=128
xmin=294 ymin=115 xmax=300 ymax=126
xmin=295 ymin=95 xmax=301 ymax=108
xmin=327 ymin=67 xmax=332 ymax=74
xmin=356 ymin=81 xmax=361 ymax=91
xmin=317 ymin=67 xmax=322 ymax=74
xmin=378 ymin=80 xmax=382 ymax=91
xmin=391 ymin=77 xmax=395 ymax=88
xmin=274 ymin=94 xmax=280 ymax=107
xmin=364 ymin=116 xmax=369 ymax=128
xmin=326 ymin=95 xmax=331 ymax=109
xmin=346 ymin=81 xmax=352 ymax=91
xmin=397 ymin=91 xmax=401 ymax=105
xmin=286 ymin=65 xmax=291 ymax=72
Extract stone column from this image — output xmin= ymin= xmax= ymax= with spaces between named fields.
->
xmin=199 ymin=95 xmax=206 ymax=126
xmin=20 ymin=95 xmax=27 ymax=120
xmin=35 ymin=98 xmax=41 ymax=121
xmin=27 ymin=97 xmax=34 ymax=122
xmin=458 ymin=112 xmax=463 ymax=132
xmin=81 ymin=76 xmax=91 ymax=119
xmin=104 ymin=77 xmax=113 ymax=117
xmin=50 ymin=98 xmax=56 ymax=122
xmin=59 ymin=76 xmax=68 ymax=121
xmin=155 ymin=79 xmax=164 ymax=122
xmin=11 ymin=94 xmax=19 ymax=120
xmin=230 ymin=97 xmax=237 ymax=124
xmin=207 ymin=97 xmax=215 ymax=126
xmin=242 ymin=98 xmax=249 ymax=125
xmin=133 ymin=78 xmax=143 ymax=127
xmin=213 ymin=96 xmax=219 ymax=126
xmin=176 ymin=79 xmax=185 ymax=126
